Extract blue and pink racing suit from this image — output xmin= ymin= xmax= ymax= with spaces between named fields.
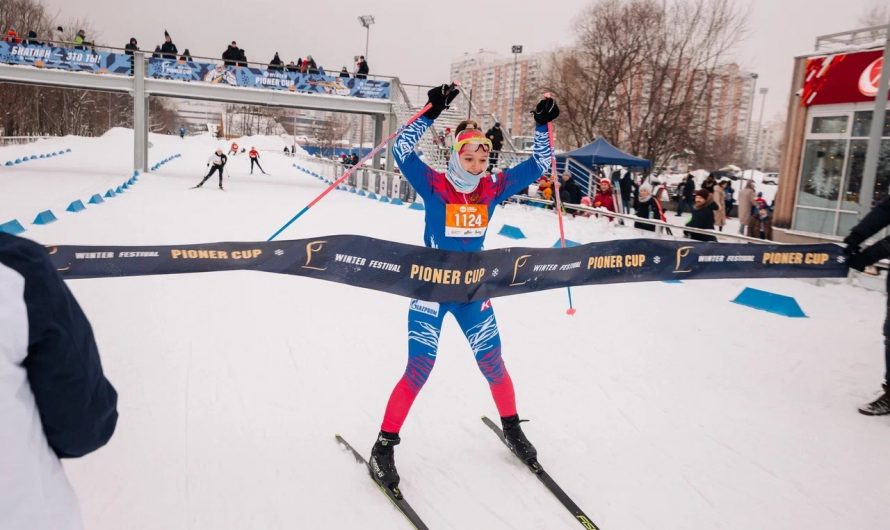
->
xmin=380 ymin=116 xmax=552 ymax=433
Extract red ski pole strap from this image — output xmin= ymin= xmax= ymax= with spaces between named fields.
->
xmin=48 ymin=236 xmax=847 ymax=303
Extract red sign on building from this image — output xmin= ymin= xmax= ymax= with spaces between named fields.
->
xmin=802 ymin=49 xmax=885 ymax=106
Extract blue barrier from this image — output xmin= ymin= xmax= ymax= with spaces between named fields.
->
xmin=498 ymin=225 xmax=527 ymax=239
xmin=104 ymin=189 xmax=116 ymax=198
xmin=409 ymin=202 xmax=425 ymax=211
xmin=731 ymin=287 xmax=806 ymax=318
xmin=115 ymin=186 xmax=124 ymax=194
xmin=39 ymin=154 xmax=45 ymax=158
xmin=367 ymin=192 xmax=378 ymax=200
xmin=662 ymin=279 xmax=683 ymax=284
xmin=4 ymin=161 xmax=12 ymax=166
xmin=66 ymin=148 xmax=71 ymax=152
xmin=379 ymin=196 xmax=390 ymax=203
xmin=358 ymin=190 xmax=366 ymax=197
xmin=14 ymin=159 xmax=21 ymax=164
xmin=89 ymin=194 xmax=104 ymax=204
xmin=66 ymin=200 xmax=86 ymax=213
xmin=33 ymin=210 xmax=57 ymax=225
xmin=391 ymin=198 xmax=404 ymax=205
xmin=29 ymin=155 xmax=37 ymax=160
xmin=551 ymin=239 xmax=581 ymax=248
xmin=0 ymin=219 xmax=26 ymax=235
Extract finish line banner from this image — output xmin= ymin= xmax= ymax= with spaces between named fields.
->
xmin=49 ymin=236 xmax=847 ymax=303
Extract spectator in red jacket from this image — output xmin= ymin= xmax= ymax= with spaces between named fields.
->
xmin=3 ymin=27 xmax=21 ymax=44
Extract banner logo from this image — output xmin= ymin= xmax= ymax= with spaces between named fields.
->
xmin=674 ymin=246 xmax=693 ymax=273
xmin=303 ymin=240 xmax=329 ymax=271
xmin=859 ymin=57 xmax=883 ymax=98
xmin=510 ymin=254 xmax=532 ymax=286
xmin=409 ymin=299 xmax=440 ymax=317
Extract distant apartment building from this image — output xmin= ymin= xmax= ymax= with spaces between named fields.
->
xmin=449 ymin=49 xmax=549 ymax=140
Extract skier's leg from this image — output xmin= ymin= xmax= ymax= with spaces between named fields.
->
xmin=250 ymin=158 xmax=255 ymax=174
xmin=197 ymin=167 xmax=214 ymax=186
xmin=452 ymin=300 xmax=516 ymax=418
xmin=379 ymin=300 xmax=447 ymax=433
xmin=258 ymin=160 xmax=265 ymax=173
xmin=216 ymin=166 xmax=224 ymax=187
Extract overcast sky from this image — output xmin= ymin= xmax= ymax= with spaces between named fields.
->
xmin=39 ymin=0 xmax=882 ymax=120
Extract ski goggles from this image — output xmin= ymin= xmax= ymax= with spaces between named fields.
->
xmin=453 ymin=137 xmax=492 ymax=154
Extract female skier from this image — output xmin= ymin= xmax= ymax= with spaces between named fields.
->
xmin=369 ymin=84 xmax=559 ymax=490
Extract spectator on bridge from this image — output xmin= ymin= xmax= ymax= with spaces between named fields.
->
xmin=152 ymin=45 xmax=161 ymax=59
xmin=298 ymin=58 xmax=307 ymax=73
xmin=180 ymin=49 xmax=193 ymax=62
xmin=305 ymin=55 xmax=318 ymax=74
xmin=268 ymin=52 xmax=284 ymax=71
xmin=3 ymin=27 xmax=20 ymax=44
xmin=160 ymin=30 xmax=177 ymax=60
xmin=124 ymin=37 xmax=138 ymax=55
xmin=340 ymin=66 xmax=350 ymax=78
xmin=74 ymin=29 xmax=90 ymax=50
xmin=286 ymin=61 xmax=299 ymax=72
xmin=355 ymin=55 xmax=369 ymax=79
xmin=237 ymin=47 xmax=247 ymax=67
xmin=24 ymin=30 xmax=40 ymax=46
xmin=222 ymin=41 xmax=240 ymax=66
xmin=485 ymin=122 xmax=504 ymax=172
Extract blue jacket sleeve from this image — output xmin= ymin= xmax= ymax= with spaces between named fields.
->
xmin=392 ymin=116 xmax=435 ymax=200
xmin=0 ymin=234 xmax=118 ymax=458
xmin=495 ymin=124 xmax=552 ymax=202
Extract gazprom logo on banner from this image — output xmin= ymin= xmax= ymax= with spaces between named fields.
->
xmin=409 ymin=299 xmax=440 ymax=318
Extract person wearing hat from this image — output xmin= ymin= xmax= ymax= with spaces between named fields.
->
xmin=194 ymin=149 xmax=228 ymax=190
xmin=484 ymin=122 xmax=505 ymax=171
xmin=684 ymin=188 xmax=718 ymax=241
xmin=124 ymin=37 xmax=138 ymax=55
xmin=368 ymin=83 xmax=559 ymax=494
xmin=222 ymin=41 xmax=240 ymax=66
xmin=73 ymin=29 xmax=89 ymax=50
xmin=2 ymin=27 xmax=20 ymax=44
xmin=160 ymin=30 xmax=177 ymax=60
xmin=584 ymin=178 xmax=616 ymax=219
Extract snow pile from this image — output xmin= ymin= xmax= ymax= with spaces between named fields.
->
xmin=1 ymin=130 xmax=888 ymax=530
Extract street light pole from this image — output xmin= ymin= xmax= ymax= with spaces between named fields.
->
xmin=510 ymin=45 xmax=523 ymax=135
xmin=357 ymin=15 xmax=375 ymax=160
xmin=752 ymin=86 xmax=768 ymax=170
xmin=740 ymin=72 xmax=758 ymax=179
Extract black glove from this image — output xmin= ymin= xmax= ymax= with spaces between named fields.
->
xmin=847 ymin=250 xmax=870 ymax=272
xmin=422 ymin=83 xmax=459 ymax=120
xmin=533 ymin=97 xmax=560 ymax=125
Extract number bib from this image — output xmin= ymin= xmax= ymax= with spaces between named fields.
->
xmin=445 ymin=204 xmax=489 ymax=237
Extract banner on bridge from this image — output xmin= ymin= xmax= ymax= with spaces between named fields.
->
xmin=0 ymin=41 xmax=131 ymax=74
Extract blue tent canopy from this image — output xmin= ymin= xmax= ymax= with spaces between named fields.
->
xmin=557 ymin=138 xmax=651 ymax=169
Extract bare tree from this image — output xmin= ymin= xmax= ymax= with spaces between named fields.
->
xmin=859 ymin=1 xmax=890 ymax=27
xmin=541 ymin=0 xmax=747 ymax=168
xmin=315 ymin=113 xmax=350 ymax=156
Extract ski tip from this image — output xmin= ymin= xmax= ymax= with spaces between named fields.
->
xmin=566 ymin=308 xmax=577 ymax=316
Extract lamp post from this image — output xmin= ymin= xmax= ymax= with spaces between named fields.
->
xmin=751 ymin=86 xmax=768 ymax=170
xmin=357 ymin=15 xmax=375 ymax=160
xmin=739 ymin=72 xmax=758 ymax=179
xmin=509 ymin=45 xmax=522 ymax=135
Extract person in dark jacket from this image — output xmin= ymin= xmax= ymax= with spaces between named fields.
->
xmin=286 ymin=61 xmax=299 ymax=72
xmin=160 ymin=30 xmax=177 ymax=60
xmin=676 ymin=173 xmax=695 ymax=216
xmin=180 ymin=48 xmax=192 ymax=62
xmin=684 ymin=189 xmax=718 ymax=241
xmin=237 ymin=47 xmax=247 ymax=67
xmin=619 ymin=171 xmax=634 ymax=214
xmin=222 ymin=41 xmax=240 ymax=66
xmin=339 ymin=66 xmax=350 ymax=78
xmin=305 ymin=55 xmax=318 ymax=74
xmin=355 ymin=55 xmax=369 ymax=79
xmin=152 ymin=45 xmax=162 ymax=59
xmin=634 ymin=178 xmax=656 ymax=231
xmin=124 ymin=37 xmax=138 ymax=55
xmin=843 ymin=196 xmax=890 ymax=415
xmin=747 ymin=202 xmax=773 ymax=240
xmin=701 ymin=173 xmax=717 ymax=193
xmin=24 ymin=30 xmax=40 ymax=45
xmin=558 ymin=172 xmax=583 ymax=206
xmin=485 ymin=122 xmax=505 ymax=171
xmin=0 ymin=233 xmax=118 ymax=530
xmin=268 ymin=52 xmax=283 ymax=71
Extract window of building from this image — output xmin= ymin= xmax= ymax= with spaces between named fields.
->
xmin=851 ymin=111 xmax=890 ymax=137
xmin=796 ymin=139 xmax=845 ymax=209
xmin=811 ymin=115 xmax=848 ymax=134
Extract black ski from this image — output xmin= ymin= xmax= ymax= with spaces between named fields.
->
xmin=481 ymin=416 xmax=601 ymax=530
xmin=334 ymin=434 xmax=429 ymax=530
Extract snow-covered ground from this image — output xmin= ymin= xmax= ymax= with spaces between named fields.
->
xmin=2 ymin=131 xmax=888 ymax=530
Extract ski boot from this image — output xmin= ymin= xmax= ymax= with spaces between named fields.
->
xmin=369 ymin=431 xmax=401 ymax=492
xmin=859 ymin=384 xmax=890 ymax=416
xmin=502 ymin=414 xmax=537 ymax=464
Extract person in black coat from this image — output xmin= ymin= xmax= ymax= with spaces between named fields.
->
xmin=619 ymin=171 xmax=634 ymax=214
xmin=844 ymin=196 xmax=890 ymax=415
xmin=268 ymin=52 xmax=283 ymax=71
xmin=355 ymin=55 xmax=369 ymax=79
xmin=286 ymin=61 xmax=299 ymax=72
xmin=160 ymin=30 xmax=177 ymax=60
xmin=684 ymin=189 xmax=718 ymax=241
xmin=124 ymin=37 xmax=138 ymax=55
xmin=306 ymin=55 xmax=318 ymax=74
xmin=222 ymin=41 xmax=240 ymax=66
xmin=558 ymin=172 xmax=583 ymax=206
xmin=237 ymin=48 xmax=247 ymax=67
xmin=676 ymin=173 xmax=695 ymax=216
xmin=485 ymin=123 xmax=505 ymax=171
xmin=180 ymin=49 xmax=192 ymax=62
xmin=152 ymin=45 xmax=161 ymax=59
xmin=24 ymin=30 xmax=40 ymax=45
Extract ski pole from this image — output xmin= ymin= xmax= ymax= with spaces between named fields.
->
xmin=545 ymin=95 xmax=576 ymax=316
xmin=267 ymin=83 xmax=459 ymax=241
